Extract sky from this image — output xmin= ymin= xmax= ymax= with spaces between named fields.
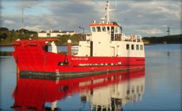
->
xmin=0 ymin=0 xmax=181 ymax=37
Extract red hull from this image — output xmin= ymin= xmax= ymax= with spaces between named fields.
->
xmin=12 ymin=39 xmax=145 ymax=74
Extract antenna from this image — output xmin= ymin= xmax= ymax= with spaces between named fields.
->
xmin=115 ymin=0 xmax=117 ymax=10
xmin=22 ymin=7 xmax=24 ymax=33
xmin=167 ymin=27 xmax=170 ymax=36
xmin=104 ymin=1 xmax=115 ymax=23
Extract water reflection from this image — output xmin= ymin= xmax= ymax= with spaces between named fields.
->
xmin=11 ymin=69 xmax=145 ymax=111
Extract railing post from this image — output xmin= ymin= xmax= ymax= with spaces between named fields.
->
xmin=67 ymin=39 xmax=72 ymax=55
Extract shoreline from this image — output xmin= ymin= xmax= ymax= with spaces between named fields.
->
xmin=1 ymin=43 xmax=182 ymax=47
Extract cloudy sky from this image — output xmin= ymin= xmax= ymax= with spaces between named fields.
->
xmin=1 ymin=0 xmax=181 ymax=37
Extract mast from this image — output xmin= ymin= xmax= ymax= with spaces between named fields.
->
xmin=167 ymin=27 xmax=170 ymax=36
xmin=104 ymin=1 xmax=115 ymax=24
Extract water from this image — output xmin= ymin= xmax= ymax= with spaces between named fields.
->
xmin=0 ymin=44 xmax=181 ymax=111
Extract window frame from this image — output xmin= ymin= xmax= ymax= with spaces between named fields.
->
xmin=131 ymin=44 xmax=134 ymax=50
xmin=140 ymin=45 xmax=143 ymax=50
xmin=92 ymin=27 xmax=96 ymax=32
xmin=97 ymin=26 xmax=101 ymax=32
xmin=102 ymin=26 xmax=106 ymax=32
xmin=107 ymin=26 xmax=110 ymax=32
xmin=136 ymin=44 xmax=139 ymax=50
xmin=126 ymin=44 xmax=130 ymax=50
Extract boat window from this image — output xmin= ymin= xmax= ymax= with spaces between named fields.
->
xmin=92 ymin=27 xmax=96 ymax=32
xmin=107 ymin=27 xmax=110 ymax=32
xmin=115 ymin=27 xmax=118 ymax=33
xmin=140 ymin=45 xmax=143 ymax=50
xmin=111 ymin=27 xmax=114 ymax=33
xmin=126 ymin=44 xmax=129 ymax=50
xmin=102 ymin=26 xmax=106 ymax=32
xmin=136 ymin=45 xmax=139 ymax=50
xmin=131 ymin=44 xmax=134 ymax=50
xmin=97 ymin=27 xmax=101 ymax=32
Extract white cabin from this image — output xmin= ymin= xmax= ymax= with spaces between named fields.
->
xmin=76 ymin=1 xmax=145 ymax=58
xmin=77 ymin=22 xmax=144 ymax=57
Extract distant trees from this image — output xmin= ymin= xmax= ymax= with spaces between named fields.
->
xmin=143 ymin=34 xmax=182 ymax=44
xmin=0 ymin=27 xmax=9 ymax=32
xmin=0 ymin=27 xmax=38 ymax=45
xmin=0 ymin=27 xmax=8 ymax=41
xmin=0 ymin=33 xmax=7 ymax=40
xmin=0 ymin=27 xmax=81 ymax=45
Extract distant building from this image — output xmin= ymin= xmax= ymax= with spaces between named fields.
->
xmin=38 ymin=30 xmax=50 ymax=37
xmin=38 ymin=30 xmax=77 ymax=37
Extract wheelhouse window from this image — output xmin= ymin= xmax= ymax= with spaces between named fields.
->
xmin=102 ymin=26 xmax=106 ymax=32
xmin=107 ymin=27 xmax=110 ymax=32
xmin=136 ymin=44 xmax=139 ymax=50
xmin=115 ymin=27 xmax=118 ymax=33
xmin=126 ymin=44 xmax=129 ymax=50
xmin=140 ymin=45 xmax=143 ymax=50
xmin=92 ymin=27 xmax=96 ymax=32
xmin=131 ymin=44 xmax=134 ymax=50
xmin=97 ymin=27 xmax=101 ymax=32
xmin=111 ymin=27 xmax=114 ymax=33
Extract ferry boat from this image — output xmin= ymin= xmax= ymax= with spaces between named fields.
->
xmin=12 ymin=1 xmax=145 ymax=76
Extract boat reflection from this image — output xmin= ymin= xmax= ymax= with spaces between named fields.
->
xmin=11 ymin=69 xmax=145 ymax=111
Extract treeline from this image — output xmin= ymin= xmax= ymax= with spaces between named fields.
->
xmin=0 ymin=27 xmax=38 ymax=45
xmin=0 ymin=27 xmax=81 ymax=46
xmin=143 ymin=34 xmax=182 ymax=44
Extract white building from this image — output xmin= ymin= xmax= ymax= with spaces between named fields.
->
xmin=38 ymin=30 xmax=77 ymax=37
xmin=38 ymin=30 xmax=50 ymax=37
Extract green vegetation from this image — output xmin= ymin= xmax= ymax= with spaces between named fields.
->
xmin=0 ymin=27 xmax=38 ymax=45
xmin=143 ymin=34 xmax=182 ymax=44
xmin=56 ymin=34 xmax=81 ymax=45
xmin=0 ymin=51 xmax=12 ymax=56
xmin=0 ymin=27 xmax=81 ymax=46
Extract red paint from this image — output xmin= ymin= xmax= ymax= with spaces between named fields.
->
xmin=12 ymin=69 xmax=145 ymax=110
xmin=12 ymin=39 xmax=145 ymax=73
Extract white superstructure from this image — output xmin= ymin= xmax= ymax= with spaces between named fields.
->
xmin=77 ymin=1 xmax=145 ymax=58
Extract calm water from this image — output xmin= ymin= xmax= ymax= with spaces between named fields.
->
xmin=0 ymin=44 xmax=181 ymax=111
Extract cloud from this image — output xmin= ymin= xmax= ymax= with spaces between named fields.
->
xmin=111 ymin=0 xmax=181 ymax=36
xmin=16 ymin=0 xmax=44 ymax=9
xmin=1 ymin=0 xmax=181 ymax=36
xmin=24 ymin=25 xmax=42 ymax=31
xmin=137 ymin=29 xmax=163 ymax=34
xmin=4 ymin=20 xmax=15 ymax=24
